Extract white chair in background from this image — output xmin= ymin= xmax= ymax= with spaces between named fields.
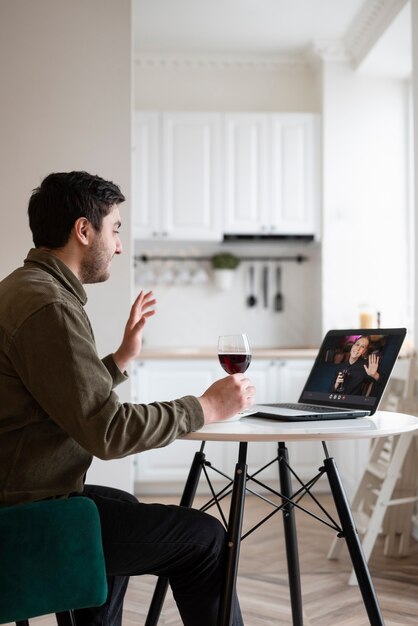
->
xmin=328 ymin=354 xmax=418 ymax=585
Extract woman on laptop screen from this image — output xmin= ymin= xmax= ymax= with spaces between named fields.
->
xmin=331 ymin=335 xmax=381 ymax=396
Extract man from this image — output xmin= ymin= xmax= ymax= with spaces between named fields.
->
xmin=0 ymin=171 xmax=255 ymax=625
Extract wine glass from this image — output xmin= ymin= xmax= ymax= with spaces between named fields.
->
xmin=218 ymin=333 xmax=252 ymax=374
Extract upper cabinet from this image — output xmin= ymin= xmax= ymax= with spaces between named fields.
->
xmin=224 ymin=113 xmax=320 ymax=236
xmin=133 ymin=112 xmax=160 ymax=239
xmin=133 ymin=111 xmax=320 ymax=241
xmin=224 ymin=114 xmax=267 ymax=234
xmin=133 ymin=112 xmax=222 ymax=240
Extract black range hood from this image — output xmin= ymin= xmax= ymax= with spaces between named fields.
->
xmin=223 ymin=233 xmax=315 ymax=243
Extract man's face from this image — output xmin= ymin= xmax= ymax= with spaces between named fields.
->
xmin=79 ymin=205 xmax=122 ymax=284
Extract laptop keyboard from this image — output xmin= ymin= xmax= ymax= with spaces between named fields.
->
xmin=274 ymin=403 xmax=341 ymax=413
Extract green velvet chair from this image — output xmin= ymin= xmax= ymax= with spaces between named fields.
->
xmin=0 ymin=497 xmax=108 ymax=625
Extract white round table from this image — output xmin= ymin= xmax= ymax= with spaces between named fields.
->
xmin=146 ymin=411 xmax=418 ymax=626
xmin=183 ymin=410 xmax=418 ymax=442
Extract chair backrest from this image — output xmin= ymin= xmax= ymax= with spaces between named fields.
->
xmin=0 ymin=497 xmax=107 ymax=624
xmin=380 ymin=354 xmax=418 ymax=413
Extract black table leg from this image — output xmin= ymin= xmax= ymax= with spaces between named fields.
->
xmin=144 ymin=443 xmax=206 ymax=626
xmin=323 ymin=453 xmax=385 ymax=626
xmin=278 ymin=442 xmax=304 ymax=626
xmin=218 ymin=442 xmax=248 ymax=626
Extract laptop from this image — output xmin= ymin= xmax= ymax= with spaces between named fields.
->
xmin=248 ymin=328 xmax=406 ymax=422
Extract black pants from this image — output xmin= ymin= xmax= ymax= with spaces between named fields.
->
xmin=72 ymin=485 xmax=244 ymax=626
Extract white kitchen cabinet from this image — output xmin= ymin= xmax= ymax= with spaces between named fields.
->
xmin=162 ymin=113 xmax=222 ymax=240
xmin=224 ymin=114 xmax=268 ymax=234
xmin=133 ymin=112 xmax=222 ymax=241
xmin=278 ymin=360 xmax=325 ymax=481
xmin=224 ymin=113 xmax=319 ymax=237
xmin=245 ymin=359 xmax=325 ymax=484
xmin=270 ymin=114 xmax=319 ymax=235
xmin=132 ymin=112 xmax=160 ymax=240
xmin=132 ymin=360 xmax=231 ymax=492
xmin=133 ymin=111 xmax=320 ymax=241
xmin=133 ymin=358 xmax=318 ymax=494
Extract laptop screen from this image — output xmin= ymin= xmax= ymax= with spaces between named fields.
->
xmin=299 ymin=328 xmax=407 ymax=413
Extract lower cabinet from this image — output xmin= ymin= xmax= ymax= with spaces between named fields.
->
xmin=132 ymin=358 xmax=324 ymax=495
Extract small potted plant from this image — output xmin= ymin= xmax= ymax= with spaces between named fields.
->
xmin=211 ymin=252 xmax=240 ymax=291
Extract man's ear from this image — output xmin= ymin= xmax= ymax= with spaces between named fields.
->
xmin=73 ymin=217 xmax=94 ymax=246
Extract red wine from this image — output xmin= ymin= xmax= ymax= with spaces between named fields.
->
xmin=218 ymin=353 xmax=252 ymax=374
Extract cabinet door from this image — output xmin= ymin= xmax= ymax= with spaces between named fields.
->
xmin=224 ymin=113 xmax=319 ymax=236
xmin=245 ymin=361 xmax=279 ymax=478
xmin=244 ymin=359 xmax=320 ymax=484
xmin=132 ymin=112 xmax=160 ymax=239
xmin=270 ymin=114 xmax=319 ymax=235
xmin=278 ymin=358 xmax=314 ymax=402
xmin=162 ymin=113 xmax=222 ymax=240
xmin=133 ymin=360 xmax=233 ymax=493
xmin=279 ymin=359 xmax=324 ymax=480
xmin=224 ymin=114 xmax=269 ymax=234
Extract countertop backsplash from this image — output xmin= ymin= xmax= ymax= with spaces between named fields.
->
xmin=133 ymin=242 xmax=322 ymax=350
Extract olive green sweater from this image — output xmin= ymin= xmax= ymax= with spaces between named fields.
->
xmin=0 ymin=249 xmax=204 ymax=505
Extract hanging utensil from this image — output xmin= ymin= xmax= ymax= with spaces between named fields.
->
xmin=274 ymin=265 xmax=284 ymax=312
xmin=246 ymin=265 xmax=257 ymax=307
xmin=262 ymin=265 xmax=269 ymax=308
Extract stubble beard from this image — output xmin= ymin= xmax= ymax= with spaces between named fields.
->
xmin=79 ymin=237 xmax=111 ymax=284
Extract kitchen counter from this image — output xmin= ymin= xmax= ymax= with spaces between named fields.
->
xmin=138 ymin=347 xmax=319 ymax=360
xmin=137 ymin=344 xmax=415 ymax=361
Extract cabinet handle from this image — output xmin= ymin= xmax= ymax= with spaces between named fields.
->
xmin=162 ymin=231 xmax=169 ymax=237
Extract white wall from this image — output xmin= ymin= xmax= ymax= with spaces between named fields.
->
xmin=0 ymin=0 xmax=134 ymax=491
xmin=321 ymin=61 xmax=411 ymax=334
xmin=135 ymin=58 xmax=320 ymax=112
xmin=320 ymin=60 xmax=412 ymax=489
xmin=410 ymin=0 xmax=418 ymax=541
xmin=134 ymin=241 xmax=322 ymax=349
xmin=413 ymin=0 xmax=418 ymax=349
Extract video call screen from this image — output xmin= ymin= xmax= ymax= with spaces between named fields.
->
xmin=300 ymin=330 xmax=405 ymax=409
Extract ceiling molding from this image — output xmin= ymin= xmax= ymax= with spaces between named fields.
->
xmin=344 ymin=0 xmax=408 ymax=68
xmin=308 ymin=40 xmax=350 ymax=63
xmin=135 ymin=0 xmax=407 ymax=75
xmin=135 ymin=52 xmax=311 ymax=73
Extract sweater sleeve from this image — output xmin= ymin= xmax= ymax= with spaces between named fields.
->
xmin=101 ymin=353 xmax=128 ymax=388
xmin=9 ymin=302 xmax=205 ymax=460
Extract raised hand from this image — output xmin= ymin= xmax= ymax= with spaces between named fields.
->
xmin=113 ymin=290 xmax=156 ymax=372
xmin=364 ymin=353 xmax=380 ymax=380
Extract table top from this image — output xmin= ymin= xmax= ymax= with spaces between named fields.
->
xmin=182 ymin=411 xmax=418 ymax=442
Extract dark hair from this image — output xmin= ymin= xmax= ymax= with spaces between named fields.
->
xmin=28 ymin=171 xmax=126 ymax=248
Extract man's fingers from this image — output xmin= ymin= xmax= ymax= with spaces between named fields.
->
xmin=133 ymin=309 xmax=156 ymax=331
xmin=132 ymin=290 xmax=155 ymax=307
xmin=129 ymin=292 xmax=157 ymax=319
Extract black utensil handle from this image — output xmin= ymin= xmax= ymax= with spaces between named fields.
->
xmin=263 ymin=266 xmax=268 ymax=307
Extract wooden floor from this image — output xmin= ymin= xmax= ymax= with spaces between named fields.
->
xmin=126 ymin=493 xmax=418 ymax=626
xmin=27 ymin=493 xmax=418 ymax=626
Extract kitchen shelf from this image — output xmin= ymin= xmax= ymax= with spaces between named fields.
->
xmin=134 ymin=254 xmax=308 ymax=265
